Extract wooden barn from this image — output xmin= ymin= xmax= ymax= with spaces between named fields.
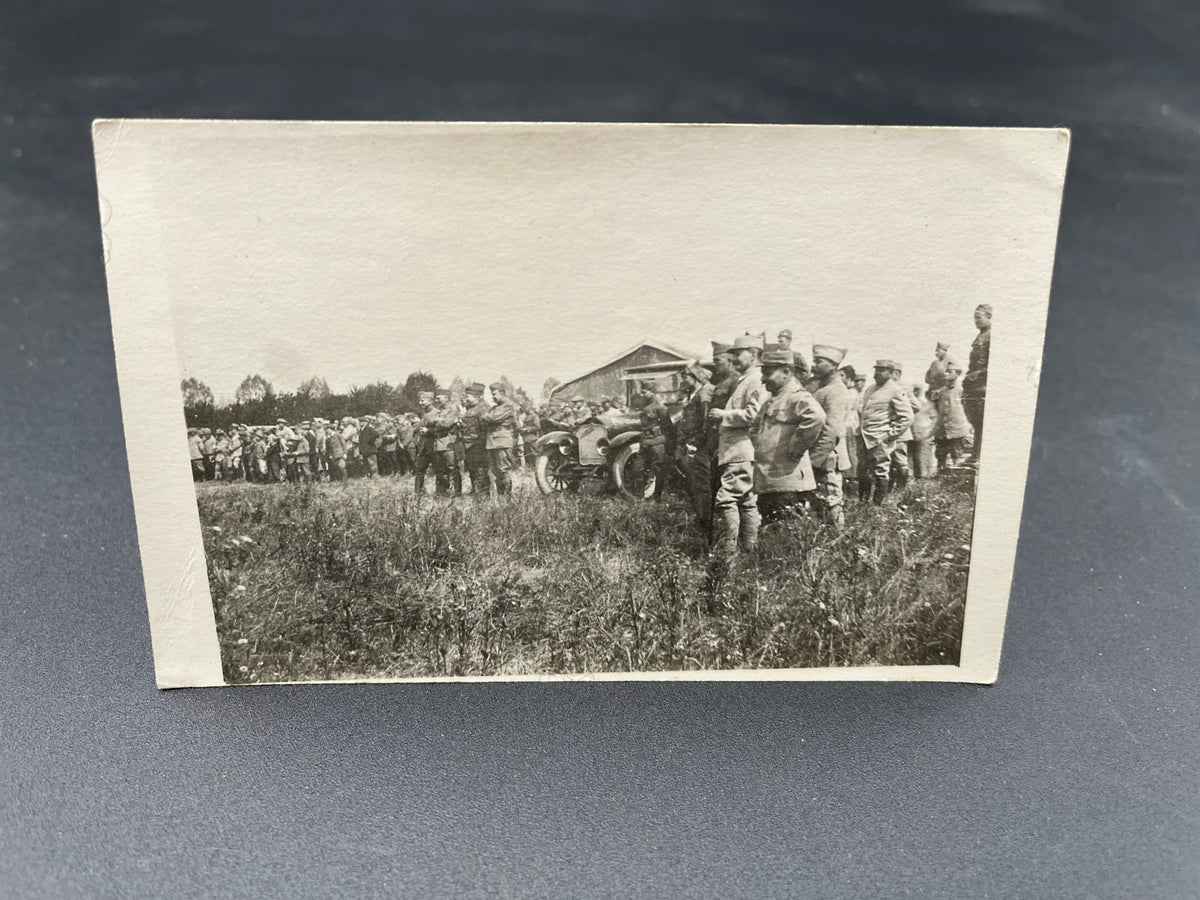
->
xmin=550 ymin=338 xmax=701 ymax=406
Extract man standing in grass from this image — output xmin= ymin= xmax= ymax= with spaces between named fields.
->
xmin=961 ymin=303 xmax=991 ymax=468
xmin=482 ymin=381 xmax=518 ymax=496
xmin=635 ymin=380 xmax=676 ymax=501
xmin=857 ymin=360 xmax=914 ymax=505
xmin=706 ymin=333 xmax=767 ymax=567
xmin=414 ymin=391 xmax=437 ymax=495
xmin=810 ymin=345 xmax=852 ymax=529
xmin=459 ymin=383 xmax=491 ymax=497
xmin=430 ymin=388 xmax=462 ymax=496
xmin=358 ymin=414 xmax=380 ymax=479
xmin=677 ymin=362 xmax=714 ymax=529
xmin=750 ymin=350 xmax=826 ymax=524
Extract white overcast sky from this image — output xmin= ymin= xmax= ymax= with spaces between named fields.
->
xmin=145 ymin=122 xmax=1061 ymax=402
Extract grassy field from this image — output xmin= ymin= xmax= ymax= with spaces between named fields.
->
xmin=198 ymin=471 xmax=972 ymax=683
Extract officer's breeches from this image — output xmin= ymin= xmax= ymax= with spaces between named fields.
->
xmin=712 ymin=460 xmax=759 ymax=559
xmin=489 ymin=447 xmax=514 ymax=495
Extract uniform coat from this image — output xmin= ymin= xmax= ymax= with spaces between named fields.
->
xmin=481 ymin=399 xmax=518 ymax=449
xmin=750 ymin=377 xmax=826 ymax=493
xmin=810 ymin=375 xmax=851 ymax=472
xmin=935 ymin=383 xmax=972 ymax=440
xmin=713 ymin=366 xmax=766 ymax=465
xmin=859 ymin=379 xmax=915 ymax=453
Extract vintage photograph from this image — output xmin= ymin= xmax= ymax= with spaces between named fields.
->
xmin=94 ymin=121 xmax=1069 ymax=685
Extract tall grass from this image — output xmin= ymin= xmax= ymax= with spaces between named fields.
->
xmin=199 ymin=474 xmax=970 ymax=683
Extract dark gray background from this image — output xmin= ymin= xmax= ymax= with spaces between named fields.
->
xmin=2 ymin=1 xmax=1197 ymax=897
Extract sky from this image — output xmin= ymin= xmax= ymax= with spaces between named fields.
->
xmin=147 ymin=122 xmax=1060 ymax=403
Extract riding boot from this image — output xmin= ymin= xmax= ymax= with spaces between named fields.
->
xmin=893 ymin=470 xmax=908 ymax=493
xmin=858 ymin=476 xmax=872 ymax=503
xmin=872 ymin=475 xmax=890 ymax=505
xmin=738 ymin=504 xmax=761 ymax=553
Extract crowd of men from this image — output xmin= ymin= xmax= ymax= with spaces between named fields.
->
xmin=187 ymin=304 xmax=992 ymax=567
xmin=623 ymin=307 xmax=991 ymax=569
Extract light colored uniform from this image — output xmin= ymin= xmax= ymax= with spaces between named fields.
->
xmin=811 ymin=375 xmax=852 ymax=526
xmin=712 ymin=366 xmax=765 ymax=559
xmin=751 ymin=378 xmax=825 ymax=522
xmin=858 ymin=380 xmax=915 ymax=482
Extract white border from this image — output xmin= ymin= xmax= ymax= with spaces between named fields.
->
xmin=93 ymin=120 xmax=1069 ymax=687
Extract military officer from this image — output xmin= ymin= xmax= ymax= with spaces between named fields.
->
xmin=676 ymin=362 xmax=714 ymax=528
xmin=925 ymin=342 xmax=951 ymax=394
xmin=414 ymin=391 xmax=438 ymax=495
xmin=839 ymin=366 xmax=861 ymax=497
xmin=706 ymin=333 xmax=766 ymax=567
xmin=459 ymin=383 xmax=491 ymax=496
xmin=857 ymin=360 xmax=915 ymax=504
xmin=810 ymin=345 xmax=852 ymax=529
xmin=888 ymin=365 xmax=921 ymax=492
xmin=430 ymin=388 xmax=462 ymax=496
xmin=635 ymin=380 xmax=676 ymax=502
xmin=961 ymin=303 xmax=991 ymax=466
xmin=481 ymin=381 xmax=518 ymax=496
xmin=750 ymin=349 xmax=826 ymax=524
xmin=187 ymin=428 xmax=204 ymax=482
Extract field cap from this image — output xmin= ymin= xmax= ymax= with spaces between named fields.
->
xmin=761 ymin=350 xmax=795 ymax=368
xmin=944 ymin=358 xmax=963 ymax=372
xmin=975 ymin=303 xmax=993 ymax=315
xmin=732 ymin=333 xmax=764 ymax=351
xmin=489 ymin=381 xmax=506 ymax=393
xmin=811 ymin=344 xmax=846 ymax=365
xmin=936 ymin=341 xmax=950 ymax=351
xmin=434 ymin=387 xmax=450 ymax=398
xmin=418 ymin=391 xmax=434 ymax=401
xmin=875 ymin=358 xmax=901 ymax=371
xmin=711 ymin=341 xmax=732 ymax=357
xmin=276 ymin=417 xmax=288 ymax=424
xmin=777 ymin=328 xmax=793 ymax=338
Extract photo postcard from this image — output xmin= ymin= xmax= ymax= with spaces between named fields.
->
xmin=92 ymin=120 xmax=1069 ymax=687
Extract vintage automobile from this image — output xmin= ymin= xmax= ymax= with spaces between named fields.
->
xmin=533 ymin=414 xmax=657 ymax=500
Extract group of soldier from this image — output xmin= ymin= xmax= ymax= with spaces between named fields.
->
xmin=639 ymin=305 xmax=991 ymax=569
xmin=188 ymin=382 xmax=527 ymax=497
xmin=186 ymin=303 xmax=992 ymax=568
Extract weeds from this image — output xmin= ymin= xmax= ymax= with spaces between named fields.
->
xmin=200 ymin=474 xmax=970 ymax=683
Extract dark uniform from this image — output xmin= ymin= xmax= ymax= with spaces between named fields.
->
xmin=430 ymin=397 xmax=462 ymax=496
xmin=481 ymin=383 xmax=518 ymax=496
xmin=636 ymin=383 xmax=676 ymax=501
xmin=962 ymin=307 xmax=991 ymax=462
xmin=413 ymin=394 xmax=438 ymax=495
xmin=460 ymin=385 xmax=490 ymax=496
xmin=677 ymin=364 xmax=714 ymax=527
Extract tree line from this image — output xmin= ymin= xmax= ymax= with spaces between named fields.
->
xmin=181 ymin=372 xmax=538 ymax=431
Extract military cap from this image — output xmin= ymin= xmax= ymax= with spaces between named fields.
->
xmin=811 ymin=344 xmax=847 ymax=365
xmin=874 ymin=359 xmax=901 ymax=371
xmin=276 ymin=418 xmax=288 ymax=424
xmin=638 ymin=380 xmax=657 ymax=392
xmin=200 ymin=427 xmax=212 ymax=435
xmin=975 ymin=303 xmax=993 ymax=315
xmin=711 ymin=341 xmax=733 ymax=357
xmin=944 ymin=358 xmax=963 ymax=372
xmin=434 ymin=387 xmax=450 ymax=397
xmin=465 ymin=382 xmax=485 ymax=396
xmin=777 ymin=328 xmax=793 ymax=339
xmin=418 ymin=391 xmax=434 ymax=401
xmin=187 ymin=427 xmax=197 ymax=435
xmin=300 ymin=420 xmax=311 ymax=426
xmin=570 ymin=395 xmax=586 ymax=403
xmin=684 ymin=361 xmax=711 ymax=383
xmin=936 ymin=341 xmax=950 ymax=351
xmin=761 ymin=350 xmax=796 ymax=368
xmin=732 ymin=333 xmax=764 ymax=351
xmin=489 ymin=381 xmax=506 ymax=393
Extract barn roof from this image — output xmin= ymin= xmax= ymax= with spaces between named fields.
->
xmin=554 ymin=337 xmax=700 ymax=391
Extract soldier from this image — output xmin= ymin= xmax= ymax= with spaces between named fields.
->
xmin=358 ymin=414 xmax=380 ymax=478
xmin=774 ymin=329 xmax=811 ymax=380
xmin=635 ymin=380 xmax=676 ymax=501
xmin=295 ymin=421 xmax=315 ymax=482
xmin=266 ymin=425 xmax=284 ymax=482
xmin=481 ymin=381 xmax=518 ymax=496
xmin=910 ymin=385 xmax=939 ymax=479
xmin=810 ymin=345 xmax=852 ymax=529
xmin=395 ymin=413 xmax=415 ymax=476
xmin=857 ymin=360 xmax=914 ymax=504
xmin=377 ymin=413 xmax=398 ymax=477
xmin=888 ymin=366 xmax=921 ymax=492
xmin=251 ymin=428 xmax=269 ymax=482
xmin=200 ymin=428 xmax=217 ymax=481
xmin=519 ymin=406 xmax=541 ymax=467
xmin=326 ymin=420 xmax=347 ymax=481
xmin=340 ymin=416 xmax=359 ymax=475
xmin=935 ymin=360 xmax=972 ymax=469
xmin=839 ymin=366 xmax=861 ymax=497
xmin=676 ymin=362 xmax=714 ymax=528
xmin=459 ymin=383 xmax=491 ymax=497
xmin=239 ymin=425 xmax=254 ymax=482
xmin=925 ymin=342 xmax=951 ymax=395
xmin=569 ymin=395 xmax=589 ymax=425
xmin=187 ymin=428 xmax=204 ymax=482
xmin=413 ymin=391 xmax=437 ymax=495
xmin=961 ymin=303 xmax=991 ymax=467
xmin=430 ymin=388 xmax=462 ymax=496
xmin=706 ymin=334 xmax=766 ymax=567
xmin=751 ymin=349 xmax=826 ymax=524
